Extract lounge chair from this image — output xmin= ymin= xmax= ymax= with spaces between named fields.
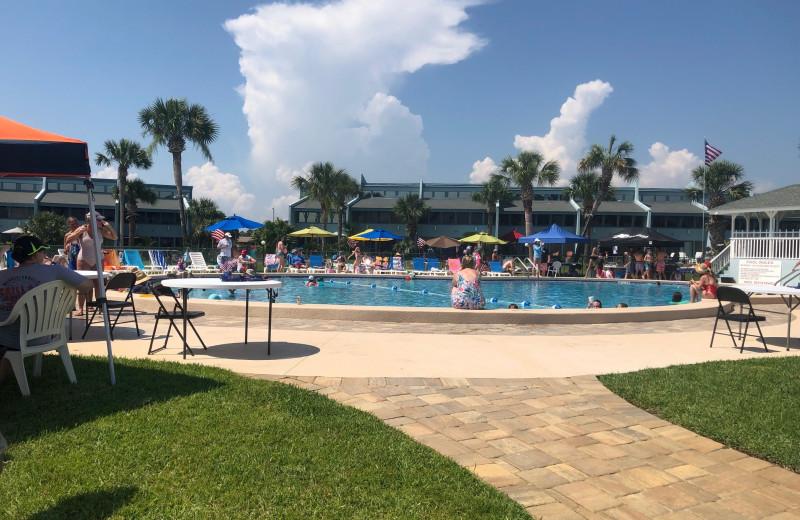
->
xmin=187 ymin=252 xmax=219 ymax=274
xmin=546 ymin=261 xmax=562 ymax=277
xmin=412 ymin=257 xmax=428 ymax=275
xmin=307 ymin=254 xmax=325 ymax=274
xmin=148 ymin=250 xmax=169 ymax=273
xmin=392 ymin=255 xmax=404 ymax=272
xmin=427 ymin=258 xmax=444 ymax=274
xmin=447 ymin=258 xmax=461 ymax=274
xmin=102 ymin=249 xmax=123 ymax=270
xmin=121 ymin=250 xmax=146 ymax=271
xmin=264 ymin=254 xmax=278 ymax=272
xmin=489 ymin=261 xmax=511 ymax=277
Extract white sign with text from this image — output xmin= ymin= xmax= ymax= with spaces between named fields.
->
xmin=738 ymin=259 xmax=782 ymax=285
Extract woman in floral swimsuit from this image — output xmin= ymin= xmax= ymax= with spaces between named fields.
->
xmin=451 ymin=254 xmax=485 ymax=310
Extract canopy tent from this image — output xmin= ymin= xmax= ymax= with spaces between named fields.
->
xmin=519 ymin=223 xmax=590 ymax=245
xmin=500 ymin=230 xmax=525 ymax=241
xmin=288 ymin=226 xmax=337 ymax=238
xmin=594 ymin=227 xmax=683 ymax=248
xmin=424 ymin=235 xmax=460 ymax=249
xmin=205 ymin=214 xmax=264 ymax=232
xmin=0 ymin=116 xmax=117 ymax=385
xmin=1 ymin=227 xmax=24 ymax=234
xmin=349 ymin=228 xmax=404 ymax=241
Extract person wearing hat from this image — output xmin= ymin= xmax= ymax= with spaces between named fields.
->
xmin=236 ymin=249 xmax=256 ymax=273
xmin=63 ymin=212 xmax=118 ymax=315
xmin=304 ymin=275 xmax=318 ymax=287
xmin=0 ymin=236 xmax=93 ymax=387
xmin=216 ymin=232 xmax=233 ymax=268
xmin=532 ymin=239 xmax=543 ymax=278
xmin=689 ymin=261 xmax=718 ymax=303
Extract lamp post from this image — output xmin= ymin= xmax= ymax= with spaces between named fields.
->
xmin=495 ymin=200 xmax=500 ymax=238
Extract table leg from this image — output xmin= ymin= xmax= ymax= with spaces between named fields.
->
xmin=245 ymin=289 xmax=250 ymax=344
xmin=787 ymin=295 xmax=800 ymax=351
xmin=182 ymin=289 xmax=188 ymax=360
xmin=268 ymin=289 xmax=274 ymax=356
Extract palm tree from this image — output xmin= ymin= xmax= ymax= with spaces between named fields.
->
xmin=684 ymin=160 xmax=752 ymax=256
xmin=95 ymin=138 xmax=152 ymax=246
xmin=561 ymin=171 xmax=616 ymax=256
xmin=187 ymin=197 xmax=226 ymax=248
xmin=139 ymin=98 xmax=219 ymax=246
xmin=497 ymin=150 xmax=560 ymax=257
xmin=393 ymin=193 xmax=430 ymax=240
xmin=290 ymin=161 xmax=342 ymax=250
xmin=471 ymin=174 xmax=516 ymax=234
xmin=330 ymin=169 xmax=361 ymax=242
xmin=111 ymin=178 xmax=157 ymax=246
xmin=577 ymin=135 xmax=638 ymax=237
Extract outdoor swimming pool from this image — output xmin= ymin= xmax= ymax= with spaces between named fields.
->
xmin=190 ymin=277 xmax=688 ymax=309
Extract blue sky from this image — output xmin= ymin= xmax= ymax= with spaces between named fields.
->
xmin=2 ymin=0 xmax=798 ymax=221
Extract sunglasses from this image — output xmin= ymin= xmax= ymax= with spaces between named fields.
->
xmin=29 ymin=243 xmax=47 ymax=255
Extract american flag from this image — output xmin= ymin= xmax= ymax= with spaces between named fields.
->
xmin=347 ymin=238 xmax=358 ymax=249
xmin=211 ymin=229 xmax=225 ymax=242
xmin=704 ymin=140 xmax=722 ymax=167
xmin=416 ymin=237 xmax=426 ymax=249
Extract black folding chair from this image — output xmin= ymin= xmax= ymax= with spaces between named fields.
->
xmin=83 ymin=272 xmax=140 ymax=340
xmin=149 ymin=283 xmax=207 ymax=356
xmin=710 ymin=286 xmax=767 ymax=353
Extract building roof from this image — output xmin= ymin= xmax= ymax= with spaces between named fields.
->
xmin=711 ymin=184 xmax=800 ymax=215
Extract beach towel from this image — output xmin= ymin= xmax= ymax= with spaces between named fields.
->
xmin=148 ymin=250 xmax=167 ymax=270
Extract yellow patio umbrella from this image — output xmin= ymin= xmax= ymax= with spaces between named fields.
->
xmin=288 ymin=226 xmax=337 ymax=238
xmin=459 ymin=232 xmax=507 ymax=245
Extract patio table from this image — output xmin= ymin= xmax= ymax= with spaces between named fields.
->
xmin=161 ymin=278 xmax=282 ymax=358
xmin=734 ymin=284 xmax=800 ymax=350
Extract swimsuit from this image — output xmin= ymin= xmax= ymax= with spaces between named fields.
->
xmin=701 ymin=283 xmax=718 ymax=298
xmin=656 ymin=261 xmax=665 ymax=272
xmin=635 ymin=261 xmax=643 ymax=271
xmin=451 ymin=273 xmax=485 ymax=310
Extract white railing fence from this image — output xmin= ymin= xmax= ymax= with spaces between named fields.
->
xmin=730 ymin=236 xmax=800 ymax=260
xmin=710 ymin=245 xmax=730 ymax=274
xmin=732 ymin=230 xmax=800 ymax=239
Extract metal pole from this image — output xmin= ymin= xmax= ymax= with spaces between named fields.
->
xmin=495 ymin=200 xmax=500 ymax=237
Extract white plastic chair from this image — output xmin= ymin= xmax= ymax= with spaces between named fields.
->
xmin=546 ymin=261 xmax=562 ymax=277
xmin=0 ymin=280 xmax=78 ymax=396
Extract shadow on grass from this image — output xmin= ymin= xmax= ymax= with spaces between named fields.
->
xmin=0 ymin=356 xmax=223 ymax=444
xmin=28 ymin=486 xmax=138 ymax=520
xmin=203 ymin=341 xmax=319 ymax=361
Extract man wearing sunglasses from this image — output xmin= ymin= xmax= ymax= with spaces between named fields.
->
xmin=0 ymin=236 xmax=92 ymax=387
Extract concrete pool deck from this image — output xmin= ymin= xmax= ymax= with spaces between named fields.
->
xmin=67 ymin=296 xmax=800 ymax=519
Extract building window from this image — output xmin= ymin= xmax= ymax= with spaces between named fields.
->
xmin=469 ymin=212 xmax=483 ymax=225
xmin=457 ymin=212 xmax=469 ymax=225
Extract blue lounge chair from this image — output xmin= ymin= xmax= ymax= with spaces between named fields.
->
xmin=427 ymin=258 xmax=442 ymax=273
xmin=148 ymin=250 xmax=168 ymax=272
xmin=412 ymin=257 xmax=427 ymax=274
xmin=264 ymin=254 xmax=278 ymax=272
xmin=121 ymin=250 xmax=146 ymax=271
xmin=489 ymin=261 xmax=511 ymax=277
xmin=307 ymin=254 xmax=325 ymax=273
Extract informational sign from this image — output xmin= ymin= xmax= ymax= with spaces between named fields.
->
xmin=738 ymin=259 xmax=782 ymax=285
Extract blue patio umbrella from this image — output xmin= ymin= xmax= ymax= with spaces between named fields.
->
xmin=350 ymin=228 xmax=404 ymax=241
xmin=205 ymin=214 xmax=264 ymax=231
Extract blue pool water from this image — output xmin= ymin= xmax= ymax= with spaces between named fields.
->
xmin=191 ymin=277 xmax=688 ymax=309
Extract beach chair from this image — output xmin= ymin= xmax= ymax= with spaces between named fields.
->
xmin=489 ymin=261 xmax=511 ymax=277
xmin=412 ymin=257 xmax=427 ymax=275
xmin=148 ymin=250 xmax=168 ymax=273
xmin=188 ymin=252 xmax=218 ymax=274
xmin=102 ymin=249 xmax=123 ymax=270
xmin=307 ymin=254 xmax=325 ymax=274
xmin=264 ymin=254 xmax=278 ymax=272
xmin=427 ymin=258 xmax=443 ymax=274
xmin=392 ymin=255 xmax=404 ymax=272
xmin=121 ymin=250 xmax=146 ymax=271
xmin=0 ymin=281 xmax=78 ymax=396
xmin=447 ymin=258 xmax=461 ymax=274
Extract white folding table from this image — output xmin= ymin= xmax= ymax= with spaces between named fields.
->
xmin=161 ymin=278 xmax=282 ymax=359
xmin=734 ymin=284 xmax=800 ymax=350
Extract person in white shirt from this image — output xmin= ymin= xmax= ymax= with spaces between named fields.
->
xmin=217 ymin=232 xmax=233 ymax=266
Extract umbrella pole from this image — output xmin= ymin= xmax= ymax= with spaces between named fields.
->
xmin=84 ymin=179 xmax=116 ymax=386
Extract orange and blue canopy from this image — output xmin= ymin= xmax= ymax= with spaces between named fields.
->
xmin=0 ymin=116 xmax=90 ymax=178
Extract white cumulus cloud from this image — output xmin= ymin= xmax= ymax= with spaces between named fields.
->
xmin=184 ymin=162 xmax=255 ymax=217
xmin=225 ymin=0 xmax=487 ymax=208
xmin=513 ymin=79 xmax=613 ymax=178
xmin=637 ymin=143 xmax=701 ymax=188
xmin=93 ymin=166 xmax=139 ymax=181
xmin=469 ymin=157 xmax=497 ymax=184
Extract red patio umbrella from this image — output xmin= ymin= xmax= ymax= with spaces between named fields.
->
xmin=0 ymin=116 xmax=117 ymax=385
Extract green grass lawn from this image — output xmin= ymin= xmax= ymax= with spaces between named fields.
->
xmin=0 ymin=356 xmax=530 ymax=519
xmin=599 ymin=357 xmax=800 ymax=472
